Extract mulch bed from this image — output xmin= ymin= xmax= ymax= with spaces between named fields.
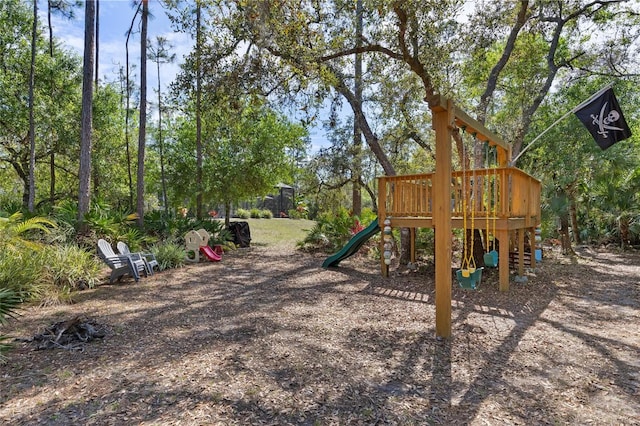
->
xmin=1 ymin=244 xmax=638 ymax=425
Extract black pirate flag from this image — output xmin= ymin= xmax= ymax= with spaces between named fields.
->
xmin=574 ymin=88 xmax=632 ymax=150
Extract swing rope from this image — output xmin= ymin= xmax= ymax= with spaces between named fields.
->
xmin=460 ymin=128 xmax=476 ymax=276
xmin=467 ymin=135 xmax=477 ymax=273
xmin=492 ymin=148 xmax=498 ymax=251
xmin=485 ymin=145 xmax=491 ymax=254
xmin=482 ymin=146 xmax=499 ymax=268
xmin=461 ymin=127 xmax=468 ymax=273
xmin=483 ymin=146 xmax=498 ymax=253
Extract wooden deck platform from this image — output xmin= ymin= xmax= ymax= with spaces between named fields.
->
xmin=377 ymin=167 xmax=541 ymax=291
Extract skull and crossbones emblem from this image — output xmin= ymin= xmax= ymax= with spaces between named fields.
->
xmin=591 ymin=102 xmax=625 ymax=138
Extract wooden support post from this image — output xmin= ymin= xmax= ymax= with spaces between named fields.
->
xmin=378 ymin=177 xmax=389 ymax=277
xmin=517 ymin=228 xmax=525 ymax=276
xmin=529 ymin=227 xmax=537 ymax=269
xmin=497 ymin=146 xmax=508 ymax=167
xmin=432 ymin=99 xmax=453 ymax=338
xmin=498 ymin=229 xmax=510 ymax=291
xmin=410 ymin=228 xmax=416 ymax=263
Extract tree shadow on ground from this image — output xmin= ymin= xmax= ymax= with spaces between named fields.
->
xmin=333 ymin=249 xmax=639 ymax=423
xmin=1 ymin=248 xmax=639 ymax=424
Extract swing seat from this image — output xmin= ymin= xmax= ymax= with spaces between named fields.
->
xmin=483 ymin=250 xmax=498 ymax=267
xmin=456 ymin=267 xmax=483 ymax=290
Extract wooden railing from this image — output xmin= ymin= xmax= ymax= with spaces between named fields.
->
xmin=378 ymin=167 xmax=540 ymax=222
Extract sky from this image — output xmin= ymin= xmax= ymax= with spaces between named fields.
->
xmin=44 ymin=0 xmax=192 ymax=94
xmin=43 ymin=0 xmax=329 ymax=152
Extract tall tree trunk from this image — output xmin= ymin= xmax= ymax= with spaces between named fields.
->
xmin=92 ymin=163 xmax=100 ymax=199
xmin=332 ymin=75 xmax=395 ymax=176
xmin=136 ymin=0 xmax=148 ymax=228
xmin=27 ymin=0 xmax=38 ymax=212
xmin=351 ymin=0 xmax=363 ymax=217
xmin=619 ymin=215 xmax=630 ymax=250
xmin=124 ymin=5 xmax=140 ymax=211
xmin=195 ymin=1 xmax=203 ymax=219
xmin=94 ymin=0 xmax=99 ymax=88
xmin=149 ymin=36 xmax=175 ymax=216
xmin=78 ymin=0 xmax=96 ymax=229
xmin=47 ymin=1 xmax=55 ymax=205
xmin=559 ymin=212 xmax=573 ymax=255
xmin=569 ymin=197 xmax=581 ymax=245
xmin=224 ymin=202 xmax=231 ymax=228
xmin=49 ymin=143 xmax=55 ymax=204
xmin=157 ymin=56 xmax=168 ymax=215
xmin=11 ymin=156 xmax=30 ymax=208
xmin=91 ymin=0 xmax=100 ymax=199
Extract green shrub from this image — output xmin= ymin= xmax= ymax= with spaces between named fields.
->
xmin=44 ymin=244 xmax=103 ymax=291
xmin=250 ymin=208 xmax=261 ymax=218
xmin=0 ymin=250 xmax=44 ymax=300
xmin=260 ymin=209 xmax=273 ymax=219
xmin=0 ymin=244 xmax=103 ymax=308
xmin=0 ymin=212 xmax=56 ymax=251
xmin=289 ymin=201 xmax=309 ymax=219
xmin=212 ymin=228 xmax=233 ymax=246
xmin=0 ymin=288 xmax=20 ymax=362
xmin=0 ymin=212 xmax=57 ymax=303
xmin=116 ymin=227 xmax=157 ymax=252
xmin=298 ymin=221 xmax=330 ymax=250
xmin=144 ymin=210 xmax=179 ymax=240
xmin=151 ymin=241 xmax=187 ymax=271
xmin=416 ymin=228 xmax=435 ymax=256
xmin=0 ymin=198 xmax=22 ymax=217
xmin=288 ymin=209 xmax=303 ymax=219
xmin=45 ymin=220 xmax=76 ymax=245
xmin=298 ymin=207 xmax=370 ymax=252
xmin=51 ymin=199 xmax=79 ymax=229
xmin=52 ymin=199 xmax=139 ymax=247
xmin=359 ymin=208 xmax=377 ymax=226
xmin=235 ymin=208 xmax=251 ymax=219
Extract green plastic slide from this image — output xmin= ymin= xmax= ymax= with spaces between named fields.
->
xmin=322 ymin=218 xmax=380 ymax=268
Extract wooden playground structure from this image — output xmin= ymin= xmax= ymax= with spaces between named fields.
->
xmin=377 ymin=97 xmax=541 ymax=338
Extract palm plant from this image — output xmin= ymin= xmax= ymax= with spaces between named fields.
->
xmin=0 ymin=288 xmax=20 ymax=361
xmin=0 ymin=212 xmax=56 ymax=252
xmin=591 ymin=167 xmax=640 ymax=249
xmin=0 ymin=212 xmax=56 ymax=300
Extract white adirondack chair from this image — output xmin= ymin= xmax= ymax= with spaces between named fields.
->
xmin=117 ymin=241 xmax=159 ymax=275
xmin=97 ymin=239 xmax=146 ymax=283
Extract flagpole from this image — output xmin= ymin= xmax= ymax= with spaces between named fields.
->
xmin=511 ymin=82 xmax=615 ymax=165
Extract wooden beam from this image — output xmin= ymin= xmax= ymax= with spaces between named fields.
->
xmin=430 ymin=95 xmax=510 ymax=153
xmin=432 ymin=99 xmax=453 ymax=338
xmin=453 ymin=107 xmax=509 ymax=152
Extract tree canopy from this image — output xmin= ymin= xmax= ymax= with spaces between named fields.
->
xmin=0 ymin=0 xmax=637 ymax=248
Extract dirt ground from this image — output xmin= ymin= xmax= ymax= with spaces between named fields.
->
xmin=1 ymin=241 xmax=639 ymax=425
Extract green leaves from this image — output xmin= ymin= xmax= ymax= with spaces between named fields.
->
xmin=165 ymin=94 xmax=307 ymax=213
xmin=0 ymin=212 xmax=56 ymax=252
xmin=0 ymin=288 xmax=20 ymax=326
xmin=0 ymin=287 xmax=20 ymax=362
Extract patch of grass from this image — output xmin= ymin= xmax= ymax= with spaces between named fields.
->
xmin=235 ymin=218 xmax=316 ymax=248
xmin=57 ymin=369 xmax=74 ymax=380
